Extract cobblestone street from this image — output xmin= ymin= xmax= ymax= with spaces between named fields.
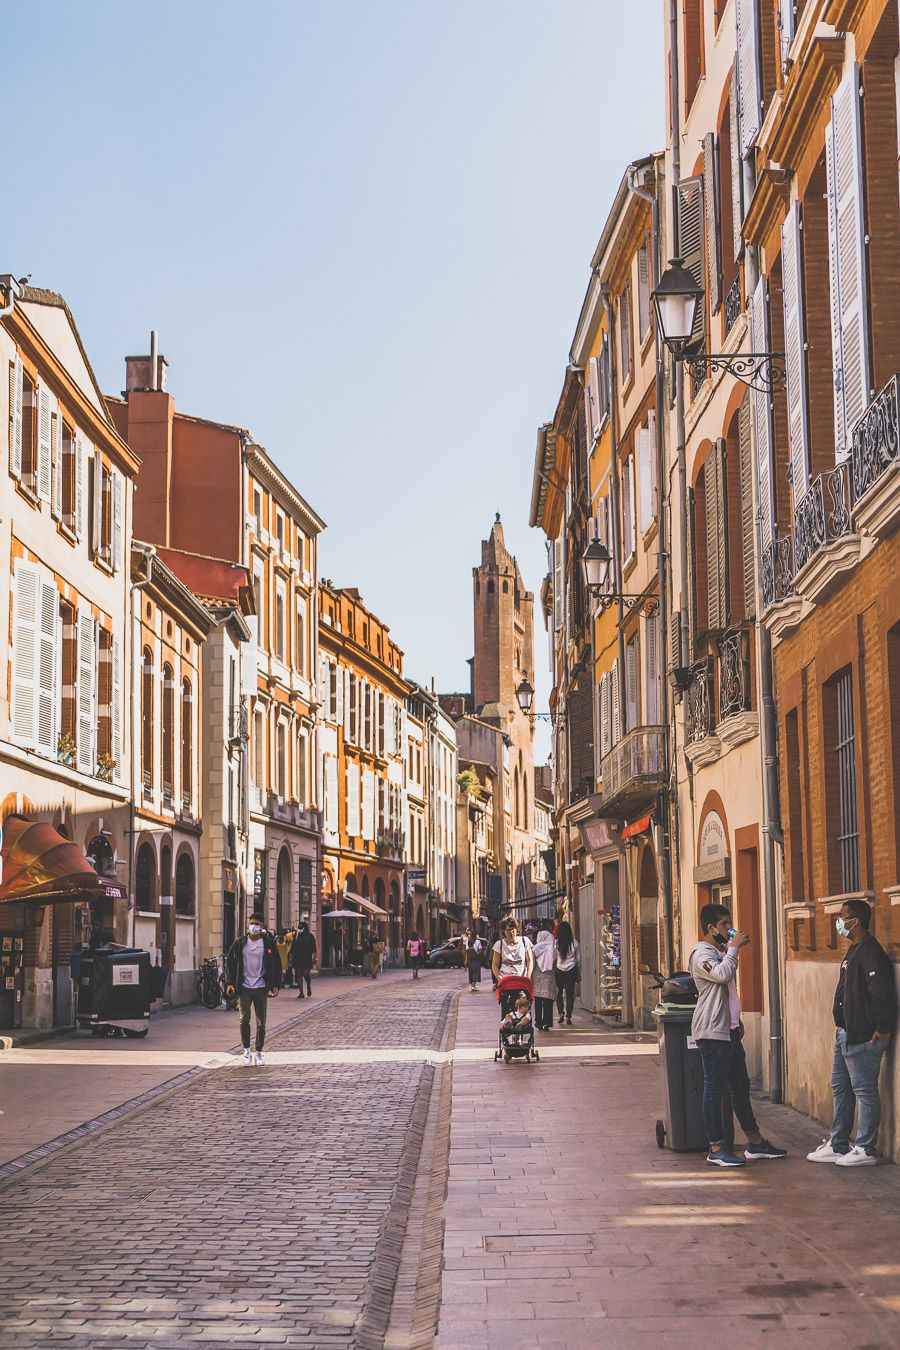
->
xmin=2 ymin=977 xmax=900 ymax=1349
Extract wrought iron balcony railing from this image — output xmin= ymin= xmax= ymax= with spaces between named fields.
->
xmin=600 ymin=725 xmax=665 ymax=807
xmin=792 ymin=460 xmax=852 ymax=574
xmin=724 ymin=275 xmax=742 ymax=338
xmin=851 ymin=372 xmax=900 ymax=503
xmin=761 ymin=534 xmax=795 ymax=610
xmin=686 ymin=658 xmax=715 ymax=745
xmin=717 ymin=627 xmax=752 ymax=722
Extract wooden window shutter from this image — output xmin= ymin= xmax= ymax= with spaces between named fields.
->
xmin=112 ymin=636 xmax=122 ymax=780
xmin=637 ymin=241 xmax=651 ymax=337
xmin=749 ymin=277 xmax=775 ymax=547
xmin=781 ymin=201 xmax=811 ymax=505
xmin=676 ymin=177 xmax=706 ymax=348
xmin=51 ymin=413 xmax=62 ymax=519
xmin=89 ymin=452 xmax=102 ymax=557
xmin=625 ymin=637 xmax=639 ymax=732
xmin=705 ymin=440 xmax=727 ymax=631
xmin=638 ymin=425 xmax=653 ymax=532
xmin=703 ymin=132 xmax=723 ymax=314
xmin=729 ymin=67 xmax=745 ymax=260
xmin=588 ymin=355 xmax=602 ymax=440
xmin=583 ymin=374 xmax=594 ymax=449
xmin=112 ymin=472 xmax=124 ymax=572
xmin=599 ymin=674 xmax=609 ymax=759
xmin=74 ymin=434 xmax=86 ymax=539
xmin=611 ymin=659 xmax=620 ymax=746
xmin=9 ymin=357 xmax=23 ymax=479
xmin=620 ymin=285 xmax=633 ymax=377
xmin=736 ymin=0 xmax=762 ymax=155
xmin=11 ymin=562 xmax=39 ymax=746
xmin=645 ymin=610 xmax=660 ymax=724
xmin=36 ymin=576 xmax=58 ymax=756
xmin=738 ymin=395 xmax=756 ymax=619
xmin=598 ymin=337 xmax=610 ymax=423
xmin=77 ymin=610 xmax=97 ymax=775
xmin=553 ymin=533 xmax=565 ymax=635
xmin=37 ymin=384 xmax=52 ymax=504
xmin=827 ymin=64 xmax=871 ymax=460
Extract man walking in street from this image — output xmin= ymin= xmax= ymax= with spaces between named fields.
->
xmin=690 ymin=903 xmax=787 ymax=1168
xmin=807 ymin=898 xmax=897 ymax=1167
xmin=291 ymin=919 xmax=317 ymax=999
xmin=225 ymin=913 xmax=281 ymax=1066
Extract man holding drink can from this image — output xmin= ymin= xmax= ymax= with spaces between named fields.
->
xmin=689 ymin=904 xmax=787 ymax=1167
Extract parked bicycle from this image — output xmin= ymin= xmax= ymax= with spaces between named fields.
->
xmin=197 ymin=956 xmax=223 ymax=1009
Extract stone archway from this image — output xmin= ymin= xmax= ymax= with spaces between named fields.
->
xmin=275 ymin=847 xmax=293 ymax=931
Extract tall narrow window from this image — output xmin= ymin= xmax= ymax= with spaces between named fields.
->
xmin=254 ymin=708 xmax=265 ymax=796
xmin=277 ymin=721 xmax=287 ymax=799
xmin=275 ymin=588 xmax=285 ymax=660
xmin=141 ymin=647 xmax=154 ymax=796
xmin=295 ymin=601 xmax=306 ymax=675
xmin=162 ymin=663 xmax=174 ymax=807
xmin=253 ymin=488 xmax=262 ymax=535
xmin=620 ymin=285 xmax=633 ymax=380
xmin=97 ymin=628 xmax=113 ymax=762
xmin=784 ymin=707 xmax=805 ymax=903
xmin=298 ymin=732 xmax=307 ymax=808
xmin=637 ymin=239 xmax=652 ymax=338
xmin=181 ymin=678 xmax=193 ymax=809
xmin=59 ymin=600 xmax=77 ymax=745
xmin=20 ymin=369 xmax=37 ymax=489
xmin=831 ymin=670 xmax=860 ymax=893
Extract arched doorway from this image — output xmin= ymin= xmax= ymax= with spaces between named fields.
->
xmin=175 ymin=854 xmax=195 ymax=916
xmin=361 ymin=875 xmax=370 ymax=899
xmin=275 ymin=847 xmax=292 ymax=931
xmin=135 ymin=844 xmax=156 ymax=911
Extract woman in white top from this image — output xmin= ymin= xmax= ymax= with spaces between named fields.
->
xmin=491 ymin=917 xmax=534 ymax=1015
xmin=531 ymin=924 xmax=558 ymax=1030
xmin=554 ymin=920 xmax=580 ymax=1026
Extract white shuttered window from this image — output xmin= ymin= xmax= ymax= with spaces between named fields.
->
xmin=11 ymin=562 xmax=40 ymax=745
xmin=750 ymin=277 xmax=775 ymax=547
xmin=77 ymin=611 xmax=97 ymax=775
xmin=781 ymin=201 xmax=810 ymax=503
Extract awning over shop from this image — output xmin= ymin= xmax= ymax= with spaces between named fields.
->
xmin=622 ymin=814 xmax=652 ymax=842
xmin=0 ymin=817 xmax=126 ymax=905
xmin=342 ymin=890 xmax=389 ymax=920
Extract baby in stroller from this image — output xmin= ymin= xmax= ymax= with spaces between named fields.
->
xmin=494 ymin=975 xmax=539 ymax=1063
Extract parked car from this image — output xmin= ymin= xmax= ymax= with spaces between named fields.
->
xmin=425 ymin=937 xmax=466 ymax=968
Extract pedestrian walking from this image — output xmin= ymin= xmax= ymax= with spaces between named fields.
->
xmin=807 ymin=898 xmax=897 ymax=1167
xmin=275 ymin=928 xmax=292 ymax=988
xmin=491 ymin=917 xmax=534 ymax=1015
xmin=532 ymin=922 xmax=557 ymax=1030
xmin=464 ymin=929 xmax=484 ymax=991
xmin=291 ymin=919 xmax=317 ymax=998
xmin=366 ymin=928 xmax=385 ymax=978
xmin=225 ymin=913 xmax=281 ymax=1066
xmin=554 ymin=921 xmax=580 ymax=1025
xmin=406 ymin=931 xmax=425 ymax=979
xmin=689 ymin=903 xmax=787 ymax=1167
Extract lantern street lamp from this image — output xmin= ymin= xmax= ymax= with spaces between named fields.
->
xmin=515 ymin=677 xmax=534 ymax=714
xmin=652 ymin=257 xmax=786 ymax=395
xmin=580 ymin=539 xmax=647 ymax=604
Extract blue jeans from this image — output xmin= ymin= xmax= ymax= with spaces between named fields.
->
xmin=829 ymin=1028 xmax=889 ymax=1154
xmin=697 ymin=1030 xmax=758 ymax=1147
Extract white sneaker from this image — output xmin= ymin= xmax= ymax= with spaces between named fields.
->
xmin=834 ymin=1145 xmax=877 ymax=1167
xmin=254 ymin=1051 xmax=266 ymax=1067
xmin=242 ymin=1049 xmax=253 ymax=1066
xmin=806 ymin=1139 xmax=846 ymax=1162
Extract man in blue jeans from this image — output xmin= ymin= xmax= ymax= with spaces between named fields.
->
xmin=689 ymin=903 xmax=787 ymax=1168
xmin=807 ymin=898 xmax=897 ymax=1167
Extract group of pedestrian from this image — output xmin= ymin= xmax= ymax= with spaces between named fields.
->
xmin=271 ymin=922 xmax=318 ymax=996
xmin=486 ymin=916 xmax=580 ymax=1026
xmin=689 ymin=896 xmax=896 ymax=1168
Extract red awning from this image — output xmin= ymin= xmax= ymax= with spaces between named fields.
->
xmin=0 ymin=817 xmax=125 ymax=905
xmin=622 ymin=814 xmax=652 ymax=842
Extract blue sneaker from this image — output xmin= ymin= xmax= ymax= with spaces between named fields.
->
xmin=745 ymin=1138 xmax=787 ymax=1161
xmin=706 ymin=1148 xmax=746 ymax=1167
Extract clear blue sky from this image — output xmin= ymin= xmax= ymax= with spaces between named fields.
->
xmin=5 ymin=1 xmax=663 ymax=740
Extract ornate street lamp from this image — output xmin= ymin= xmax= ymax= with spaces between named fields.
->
xmin=515 ymin=677 xmax=535 ymax=714
xmin=580 ymin=539 xmax=646 ymax=603
xmin=653 ymin=257 xmax=786 ymax=395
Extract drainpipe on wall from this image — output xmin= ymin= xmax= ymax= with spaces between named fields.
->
xmin=627 ymin=162 xmax=676 ymax=976
xmin=745 ymin=241 xmax=785 ymax=1104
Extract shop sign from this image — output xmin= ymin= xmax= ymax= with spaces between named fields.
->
xmin=112 ymin=964 xmax=139 ymax=986
xmin=695 ymin=811 xmax=730 ymax=883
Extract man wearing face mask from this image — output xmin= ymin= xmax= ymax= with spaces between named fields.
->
xmin=690 ymin=903 xmax=787 ymax=1167
xmin=225 ymin=913 xmax=281 ymax=1066
xmin=807 ymin=899 xmax=897 ymax=1167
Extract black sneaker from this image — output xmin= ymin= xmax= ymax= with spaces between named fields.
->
xmin=745 ymin=1138 xmax=787 ymax=1160
xmin=706 ymin=1148 xmax=746 ymax=1168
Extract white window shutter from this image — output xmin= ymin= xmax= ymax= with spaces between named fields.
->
xmin=827 ymin=65 xmax=870 ymax=460
xmin=610 ymin=660 xmax=620 ymax=747
xmin=90 ymin=453 xmax=102 ymax=557
xmin=9 ymin=357 xmax=23 ymax=479
xmin=113 ymin=472 xmax=124 ymax=572
xmin=335 ymin=663 xmax=344 ymax=724
xmin=11 ymin=562 xmax=39 ymax=746
xmin=112 ymin=635 xmax=122 ymax=780
xmin=74 ymin=435 xmax=87 ymax=539
xmin=625 ymin=639 xmax=638 ymax=732
xmin=347 ymin=761 xmax=360 ymax=836
xmin=326 ymin=755 xmax=339 ymax=833
xmin=736 ymin=0 xmax=762 ymax=155
xmin=638 ymin=426 xmax=653 ymax=532
xmin=729 ymin=67 xmax=744 ymax=260
xmin=781 ymin=201 xmax=811 ymax=504
xmin=676 ymin=177 xmax=707 ymax=349
xmin=703 ymin=133 xmax=723 ymax=314
xmin=648 ymin=409 xmax=659 ymax=520
xmin=623 ymin=458 xmax=635 ymax=557
xmin=77 ymin=611 xmax=97 ymax=775
xmin=37 ymin=384 xmax=52 ymax=504
xmin=749 ymin=277 xmax=775 ymax=548
xmin=599 ymin=675 xmax=609 ymax=759
xmin=583 ymin=380 xmax=594 ymax=450
xmin=778 ymin=0 xmax=795 ymax=66
xmin=645 ymin=611 xmax=660 ymax=725
xmin=553 ymin=533 xmax=565 ymax=635
xmin=36 ymin=576 xmax=58 ymax=756
xmin=344 ymin=670 xmax=352 ymax=741
xmin=588 ymin=356 xmax=602 ymax=436
xmin=52 ymin=414 xmax=62 ymax=520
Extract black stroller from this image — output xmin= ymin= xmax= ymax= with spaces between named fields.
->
xmin=493 ymin=975 xmax=539 ymax=1064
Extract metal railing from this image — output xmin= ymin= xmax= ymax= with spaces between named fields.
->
xmin=724 ymin=275 xmax=742 ymax=337
xmin=600 ymin=725 xmax=665 ymax=802
xmin=761 ymin=534 xmax=795 ymax=609
xmin=792 ymin=460 xmax=852 ymax=575
xmin=686 ymin=658 xmax=715 ymax=744
xmin=717 ymin=627 xmax=752 ymax=722
xmin=851 ymin=372 xmax=900 ymax=503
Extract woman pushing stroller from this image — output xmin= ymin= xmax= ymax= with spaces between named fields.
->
xmin=491 ymin=917 xmax=534 ymax=1013
xmin=491 ymin=917 xmax=539 ymax=1063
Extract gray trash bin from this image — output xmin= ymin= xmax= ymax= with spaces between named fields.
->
xmin=652 ymin=1007 xmax=735 ymax=1151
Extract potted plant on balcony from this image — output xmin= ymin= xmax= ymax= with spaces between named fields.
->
xmin=57 ymin=732 xmax=76 ymax=767
xmin=96 ymin=752 xmax=117 ymax=782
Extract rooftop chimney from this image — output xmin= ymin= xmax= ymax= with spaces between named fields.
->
xmin=125 ymin=331 xmax=168 ymax=394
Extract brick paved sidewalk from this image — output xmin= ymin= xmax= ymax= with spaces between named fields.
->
xmin=435 ymin=989 xmax=900 ymax=1350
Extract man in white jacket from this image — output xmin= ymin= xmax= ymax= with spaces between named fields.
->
xmin=689 ymin=903 xmax=787 ymax=1168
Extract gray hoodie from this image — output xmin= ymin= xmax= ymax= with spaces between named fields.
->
xmin=689 ymin=940 xmax=740 ymax=1042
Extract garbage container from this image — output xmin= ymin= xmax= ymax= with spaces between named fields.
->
xmin=77 ymin=945 xmax=151 ymax=1038
xmin=652 ymin=1007 xmax=734 ymax=1151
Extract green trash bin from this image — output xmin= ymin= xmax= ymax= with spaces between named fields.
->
xmin=77 ymin=945 xmax=151 ymax=1038
xmin=652 ymin=1007 xmax=734 ymax=1151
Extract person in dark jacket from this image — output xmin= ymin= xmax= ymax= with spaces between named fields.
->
xmin=225 ymin=913 xmax=281 ymax=1066
xmin=291 ymin=920 xmax=317 ymax=998
xmin=807 ymin=898 xmax=897 ymax=1167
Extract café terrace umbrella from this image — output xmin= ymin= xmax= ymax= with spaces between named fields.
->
xmin=0 ymin=816 xmax=125 ymax=905
xmin=322 ymin=908 xmax=366 ymax=972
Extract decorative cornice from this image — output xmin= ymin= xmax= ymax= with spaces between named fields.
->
xmin=823 ymin=0 xmax=868 ymax=28
xmin=742 ymin=168 xmax=793 ymax=250
xmin=765 ymin=36 xmax=845 ymax=172
xmin=244 ymin=444 xmax=326 ymax=536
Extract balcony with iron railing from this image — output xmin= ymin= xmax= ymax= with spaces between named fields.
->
xmin=851 ymin=372 xmax=900 ymax=537
xmin=723 ymin=275 xmax=742 ymax=338
xmin=376 ymin=829 xmax=406 ymax=860
xmin=761 ymin=533 xmax=795 ymax=610
xmin=599 ymin=725 xmax=665 ymax=816
xmin=686 ymin=657 xmax=715 ymax=747
xmin=791 ymin=459 xmax=853 ymax=575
